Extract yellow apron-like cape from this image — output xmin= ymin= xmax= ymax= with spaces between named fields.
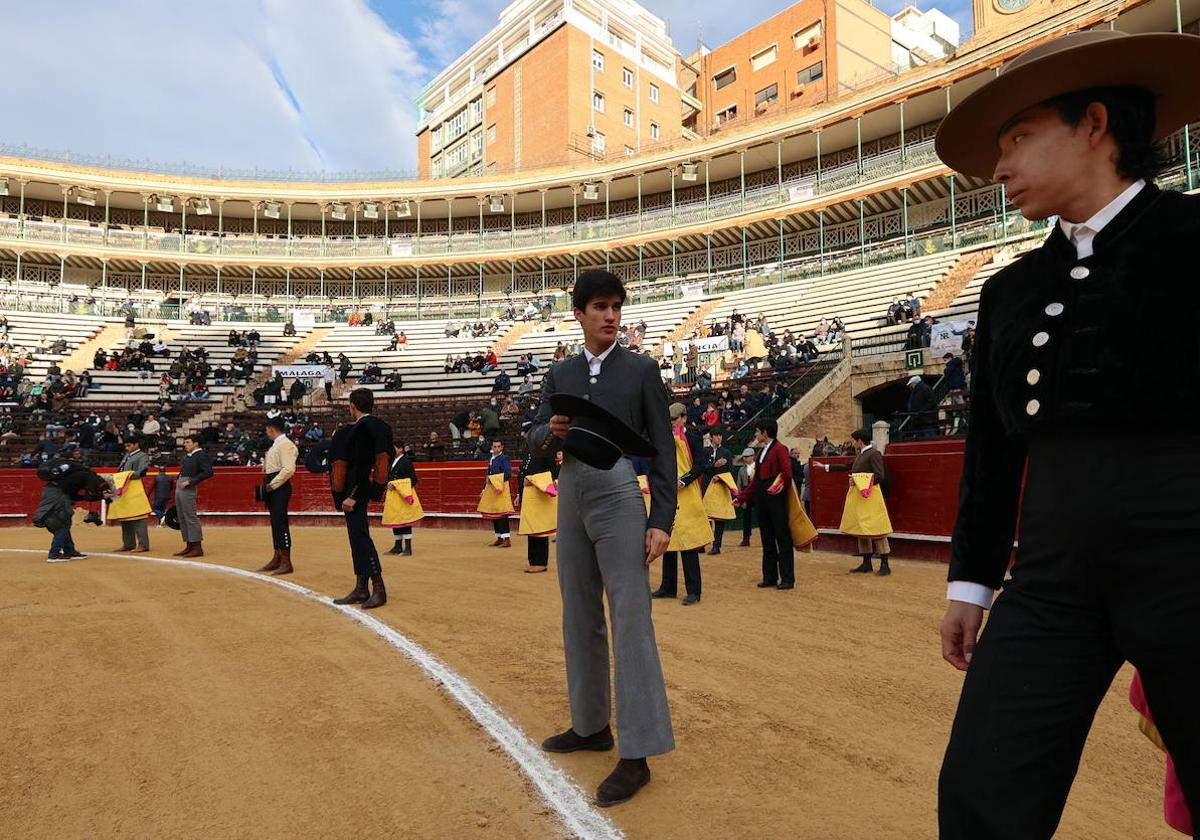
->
xmin=478 ymin=472 xmax=516 ymax=518
xmin=668 ymin=435 xmax=714 ymax=552
xmin=382 ymin=478 xmax=424 ymax=528
xmin=838 ymin=472 xmax=893 ymax=538
xmin=786 ymin=482 xmax=819 ymax=551
xmin=637 ymin=475 xmax=652 ymax=516
xmin=702 ymin=472 xmax=738 ymax=521
xmin=518 ymin=471 xmax=558 ymax=536
xmin=107 ymin=471 xmax=151 ymax=522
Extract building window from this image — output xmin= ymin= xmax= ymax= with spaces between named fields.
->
xmin=650 ymin=122 xmax=660 ymax=141
xmin=469 ymin=96 xmax=483 ymax=126
xmin=624 ymin=145 xmax=635 ymax=156
xmin=714 ymin=66 xmax=736 ymax=90
xmin=486 ymin=86 xmax=497 ymax=107
xmin=623 ymin=108 xmax=634 ymax=127
xmin=793 ymin=22 xmax=822 ymax=51
xmin=592 ymin=130 xmax=606 ymax=156
xmin=432 ymin=125 xmax=444 ymax=152
xmin=750 ymin=44 xmax=778 ymax=71
xmin=622 ymin=67 xmax=633 ymax=87
xmin=593 ymin=91 xmax=605 ymax=112
xmin=755 ymin=83 xmax=779 ymax=107
xmin=716 ymin=104 xmax=737 ymax=125
xmin=593 ymin=49 xmax=605 ymax=71
xmin=448 ymin=107 xmax=468 ymax=141
xmin=446 ymin=141 xmax=468 ymax=167
xmin=471 ymin=131 xmax=483 ymax=158
xmin=649 ymin=83 xmax=659 ymax=103
xmin=486 ymin=124 xmax=496 ymax=145
xmin=797 ymin=61 xmax=824 ymax=86
xmin=432 ymin=158 xmax=443 ymax=179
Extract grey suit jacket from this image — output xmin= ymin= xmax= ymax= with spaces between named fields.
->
xmin=527 ymin=344 xmax=676 ymax=533
xmin=118 ymin=449 xmax=150 ymax=478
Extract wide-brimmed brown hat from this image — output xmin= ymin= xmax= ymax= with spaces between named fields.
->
xmin=936 ymin=30 xmax=1200 ymax=179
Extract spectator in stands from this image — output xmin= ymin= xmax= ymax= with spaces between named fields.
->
xmin=518 ymin=374 xmax=537 ymax=395
xmin=481 ymin=401 xmax=501 ymax=439
xmin=425 ymin=431 xmax=446 ymax=461
xmin=288 ymin=377 xmax=307 ymax=406
xmin=304 ymin=422 xmax=324 ymax=443
xmin=906 ymin=375 xmax=938 ymax=438
xmin=396 ymin=331 xmax=407 ymax=351
xmin=481 ymin=348 xmax=499 ymax=373
xmin=124 ymin=312 xmax=136 ymax=339
xmin=701 ymin=402 xmax=719 ymax=429
xmin=283 ymin=320 xmax=296 ymax=337
xmin=493 ymin=370 xmax=511 ymax=393
xmin=384 ymin=371 xmax=404 ymax=391
xmin=961 ymin=321 xmax=976 ymax=371
xmin=321 ymin=365 xmax=335 ymax=402
xmin=93 ymin=348 xmax=108 ymax=370
xmin=338 ymin=353 xmax=352 ymax=384
xmin=942 ymin=353 xmax=968 ymax=405
xmin=448 ymin=409 xmax=469 ymax=440
xmin=466 ymin=411 xmax=482 ymax=439
xmin=906 ymin=292 xmax=922 ymax=320
xmin=732 ymin=359 xmax=749 ymax=380
xmin=142 ymin=415 xmax=161 ymax=440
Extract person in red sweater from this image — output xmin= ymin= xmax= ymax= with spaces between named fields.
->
xmin=736 ymin=417 xmax=796 ymax=590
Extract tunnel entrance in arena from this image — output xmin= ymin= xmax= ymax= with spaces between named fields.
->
xmin=858 ymin=377 xmax=931 ymax=426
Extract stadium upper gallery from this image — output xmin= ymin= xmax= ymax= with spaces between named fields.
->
xmin=2 ymin=0 xmax=1200 ymax=835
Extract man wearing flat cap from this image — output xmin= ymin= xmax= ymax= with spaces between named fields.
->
xmin=528 ymin=269 xmax=676 ymax=807
xmin=934 ymin=29 xmax=1200 ymax=838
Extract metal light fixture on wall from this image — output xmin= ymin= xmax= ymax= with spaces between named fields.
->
xmin=330 ymin=202 xmax=348 ymax=221
xmin=75 ymin=186 xmax=98 ymax=206
xmin=362 ymin=201 xmax=380 ymax=219
xmin=582 ymin=182 xmax=599 ymax=200
xmin=681 ymin=162 xmax=699 ymax=181
xmin=263 ymin=201 xmax=282 ymax=219
xmin=0 ymin=178 xmax=8 ymax=196
xmin=393 ymin=200 xmax=412 ymax=218
xmin=488 ymin=195 xmax=504 ymax=212
xmin=154 ymin=195 xmax=175 ymax=212
xmin=193 ymin=197 xmax=213 ymax=216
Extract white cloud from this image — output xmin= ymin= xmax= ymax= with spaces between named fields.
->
xmin=0 ymin=0 xmax=428 ymax=176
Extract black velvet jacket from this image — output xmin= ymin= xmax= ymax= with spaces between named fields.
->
xmin=949 ymin=184 xmax=1200 ymax=589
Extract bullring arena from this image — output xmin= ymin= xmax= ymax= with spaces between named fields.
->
xmin=3 ymin=0 xmax=1199 ymax=835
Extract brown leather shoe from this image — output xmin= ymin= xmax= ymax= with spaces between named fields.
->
xmin=271 ymin=549 xmax=293 ymax=576
xmin=595 ymin=758 xmax=651 ymax=807
xmin=499 ymin=537 xmax=512 ymax=548
xmin=132 ymin=546 xmax=151 ymax=553
xmin=490 ymin=536 xmax=503 ymax=547
xmin=172 ymin=545 xmax=190 ymax=556
xmin=181 ymin=543 xmax=204 ymax=558
xmin=541 ymin=725 xmax=614 ymax=753
xmin=257 ymin=550 xmax=282 ymax=573
xmin=524 ymin=566 xmax=548 ymax=574
xmin=114 ymin=546 xmax=134 ymax=553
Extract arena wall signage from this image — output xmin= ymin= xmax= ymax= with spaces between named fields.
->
xmin=678 ymin=336 xmax=730 ymax=354
xmin=272 ymin=364 xmax=332 ymax=379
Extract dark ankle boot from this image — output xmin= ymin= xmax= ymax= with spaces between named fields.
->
xmin=386 ymin=540 xmax=404 ymax=555
xmin=875 ymin=555 xmax=891 ymax=577
xmin=402 ymin=539 xmax=413 ymax=556
xmin=849 ymin=555 xmax=874 ymax=573
xmin=362 ymin=573 xmax=387 ymax=609
xmin=257 ymin=550 xmax=281 ymax=573
xmin=333 ymin=576 xmax=370 ymax=605
xmin=272 ymin=549 xmax=293 ymax=576
xmin=595 ymin=758 xmax=651 ymax=807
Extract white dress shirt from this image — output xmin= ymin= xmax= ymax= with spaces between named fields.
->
xmin=583 ymin=341 xmax=616 ymax=376
xmin=947 ymin=180 xmax=1147 ymax=610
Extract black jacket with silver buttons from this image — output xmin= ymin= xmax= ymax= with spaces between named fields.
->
xmin=950 ymin=183 xmax=1200 ymax=589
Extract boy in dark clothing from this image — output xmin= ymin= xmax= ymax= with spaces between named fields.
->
xmin=152 ymin=465 xmax=173 ymax=523
xmin=34 ymin=482 xmax=77 ymax=562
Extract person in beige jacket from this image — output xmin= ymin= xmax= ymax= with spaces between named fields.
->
xmin=257 ymin=417 xmax=298 ymax=575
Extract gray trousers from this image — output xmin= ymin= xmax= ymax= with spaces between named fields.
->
xmin=556 ymin=456 xmax=675 ymax=759
xmin=175 ymin=486 xmax=202 ymax=543
xmin=120 ymin=518 xmax=149 ymax=549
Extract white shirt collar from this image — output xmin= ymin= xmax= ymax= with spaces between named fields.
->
xmin=1058 ymin=180 xmax=1145 ymax=259
xmin=583 ymin=341 xmax=617 ymax=376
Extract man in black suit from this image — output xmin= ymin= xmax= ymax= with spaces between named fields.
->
xmin=332 ymin=388 xmax=393 ymax=609
xmin=935 ymin=30 xmax=1200 ymax=838
xmin=528 ymin=269 xmax=676 ymax=806
xmin=702 ymin=427 xmax=734 ymax=554
xmin=174 ymin=434 xmax=213 ymax=557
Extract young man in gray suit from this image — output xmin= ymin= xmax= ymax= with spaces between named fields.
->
xmin=528 ymin=269 xmax=677 ymax=806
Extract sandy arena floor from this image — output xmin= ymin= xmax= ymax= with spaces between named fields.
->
xmin=0 ymin=523 xmax=1177 ymax=839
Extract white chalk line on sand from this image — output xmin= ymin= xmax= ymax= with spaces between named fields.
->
xmin=1 ymin=548 xmax=623 ymax=840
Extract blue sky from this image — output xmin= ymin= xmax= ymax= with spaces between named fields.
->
xmin=1 ymin=0 xmax=972 ymax=177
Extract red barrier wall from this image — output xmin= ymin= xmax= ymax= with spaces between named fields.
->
xmin=3 ymin=443 xmax=971 ymax=561
xmin=1 ymin=463 xmax=522 ymax=530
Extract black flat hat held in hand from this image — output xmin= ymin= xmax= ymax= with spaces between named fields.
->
xmin=550 ymin=392 xmax=657 ymax=470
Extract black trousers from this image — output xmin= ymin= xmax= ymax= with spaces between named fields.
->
xmin=343 ymin=501 xmax=381 ymax=577
xmin=324 ymin=382 xmax=332 ymax=400
xmin=391 ymin=526 xmax=412 ymax=537
xmin=711 ymin=520 xmax=726 ymax=550
xmin=940 ymin=430 xmax=1200 ymax=839
xmin=492 ymin=517 xmax=510 ymax=535
xmin=264 ymin=474 xmax=291 ymax=550
xmin=658 ymin=550 xmax=701 ymax=597
xmin=527 ymin=535 xmax=549 ymax=567
xmin=755 ymin=486 xmax=793 ymax=586
xmin=742 ymin=500 xmax=754 ymax=543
